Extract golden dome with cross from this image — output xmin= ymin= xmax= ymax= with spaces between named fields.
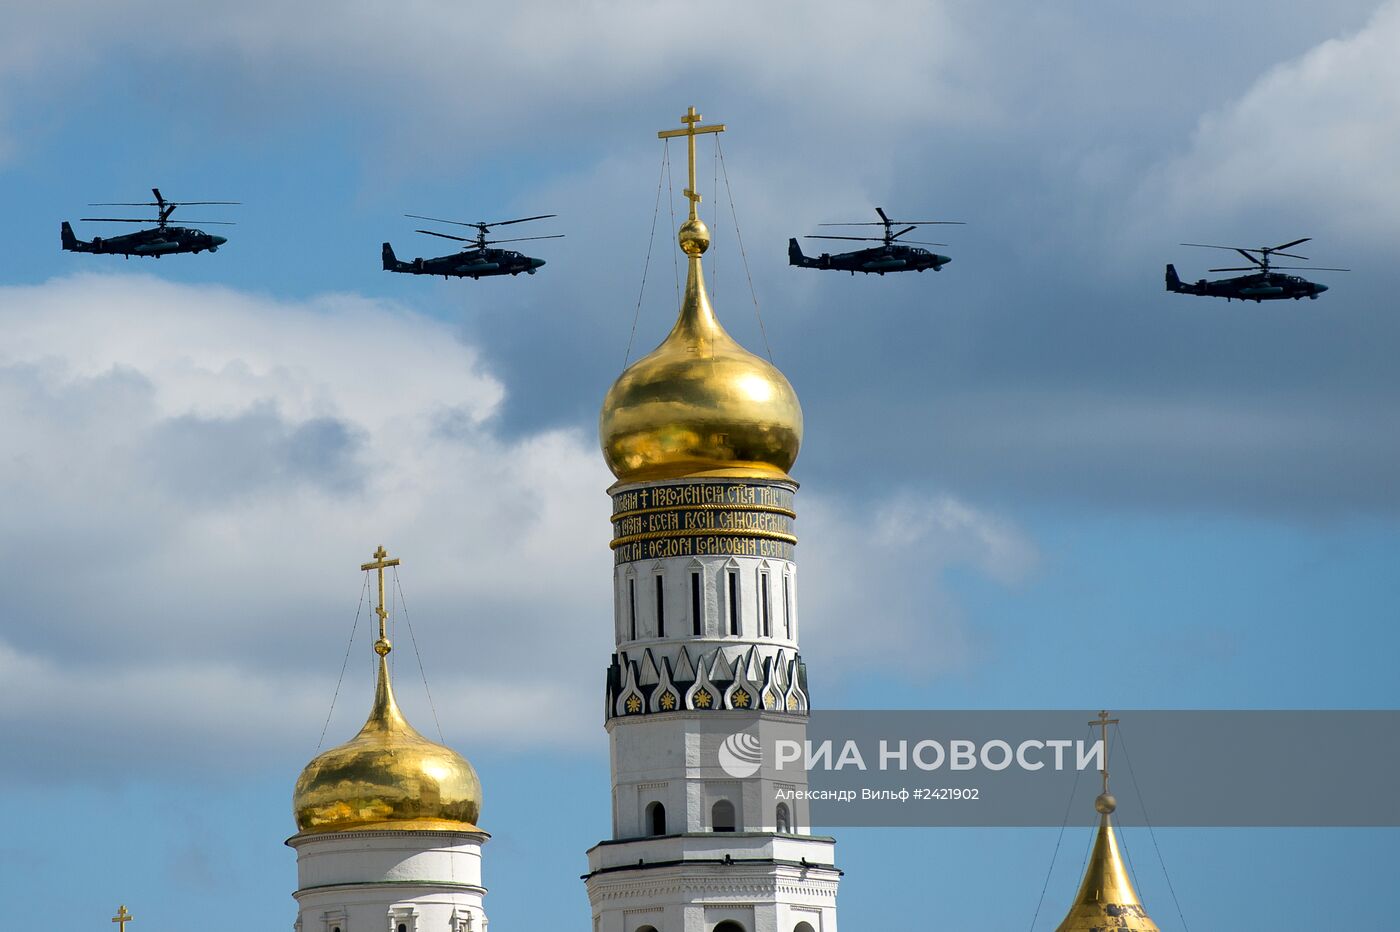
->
xmin=599 ymin=107 xmax=802 ymax=485
xmin=292 ymin=546 xmax=483 ymax=835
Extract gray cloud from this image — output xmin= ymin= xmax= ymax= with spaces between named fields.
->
xmin=148 ymin=405 xmax=365 ymax=501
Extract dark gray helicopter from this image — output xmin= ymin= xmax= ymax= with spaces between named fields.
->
xmin=789 ymin=207 xmax=961 ymax=275
xmin=383 ymin=213 xmax=562 ymax=279
xmin=61 ymin=188 xmax=237 ymax=258
xmin=1166 ymin=238 xmax=1348 ymax=302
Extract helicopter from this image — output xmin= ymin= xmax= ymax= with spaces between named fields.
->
xmin=1166 ymin=238 xmax=1348 ymax=302
xmin=61 ymin=188 xmax=238 ymax=258
xmin=383 ymin=213 xmax=562 ymax=279
xmin=789 ymin=207 xmax=962 ymax=275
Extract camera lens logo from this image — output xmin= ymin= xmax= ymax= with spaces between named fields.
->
xmin=718 ymin=730 xmax=763 ymax=778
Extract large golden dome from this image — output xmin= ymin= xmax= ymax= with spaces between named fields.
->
xmin=293 ymin=645 xmax=482 ymax=835
xmin=600 ymin=218 xmax=802 ymax=484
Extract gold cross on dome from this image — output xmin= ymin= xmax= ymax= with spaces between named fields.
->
xmin=657 ymin=106 xmax=725 ymax=220
xmin=112 ymin=906 xmax=133 ymax=932
xmin=360 ymin=545 xmax=401 ymax=650
xmin=1089 ymin=710 xmax=1120 ymax=795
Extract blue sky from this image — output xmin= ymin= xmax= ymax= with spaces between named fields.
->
xmin=2 ymin=1 xmax=1398 ymax=928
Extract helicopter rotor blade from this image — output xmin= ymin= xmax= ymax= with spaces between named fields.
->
xmin=1271 ymin=237 xmax=1311 ymax=252
xmin=901 ymin=240 xmax=949 ymax=247
xmin=1208 ymin=267 xmax=1263 ymax=272
xmin=486 ymin=214 xmax=557 ymax=228
xmin=416 ymin=229 xmax=473 ymax=242
xmin=1182 ymin=242 xmax=1310 ymax=261
xmin=405 ymin=213 xmax=482 ymax=228
xmin=1235 ymin=249 xmax=1265 ymax=267
xmin=482 ymin=234 xmax=566 ymax=245
xmin=89 ymin=200 xmax=238 ymax=206
xmin=805 ymin=235 xmax=887 ymax=242
xmin=818 ymin=220 xmax=964 ymax=226
xmin=875 ymin=207 xmax=890 ymax=224
xmin=889 ymin=226 xmax=918 ymax=240
xmin=81 ymin=218 xmax=239 ymax=225
xmin=1271 ymin=266 xmax=1350 ymax=272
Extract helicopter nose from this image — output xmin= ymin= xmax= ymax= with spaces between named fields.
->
xmin=211 ymin=235 xmax=227 ymax=246
xmin=532 ymin=257 xmax=546 ymax=268
xmin=1316 ymin=283 xmax=1328 ymax=293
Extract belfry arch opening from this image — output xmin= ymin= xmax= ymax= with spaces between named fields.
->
xmin=711 ymin=799 xmax=736 ymax=832
xmin=646 ymin=801 xmax=667 ymax=835
xmin=713 ymin=921 xmax=746 ymax=932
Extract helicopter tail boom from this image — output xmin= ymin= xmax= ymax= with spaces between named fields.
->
xmin=1165 ymin=263 xmax=1183 ymax=292
xmin=60 ymin=221 xmax=84 ymax=252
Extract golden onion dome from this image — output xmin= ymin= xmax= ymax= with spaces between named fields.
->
xmin=1055 ymin=795 xmax=1160 ymax=932
xmin=600 ymin=217 xmax=802 ymax=485
xmin=293 ymin=641 xmax=482 ymax=835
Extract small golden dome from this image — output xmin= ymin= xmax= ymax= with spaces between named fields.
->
xmin=1055 ymin=811 xmax=1159 ymax=932
xmin=293 ymin=652 xmax=482 ymax=835
xmin=600 ymin=236 xmax=802 ymax=484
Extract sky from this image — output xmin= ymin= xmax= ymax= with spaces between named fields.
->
xmin=1 ymin=1 xmax=1398 ymax=928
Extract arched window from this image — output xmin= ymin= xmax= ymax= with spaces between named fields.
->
xmin=398 ymin=925 xmax=407 ymax=932
xmin=655 ymin=574 xmax=666 ymax=637
xmin=726 ymin=570 xmax=740 ymax=635
xmin=691 ymin=570 xmax=703 ymax=635
xmin=775 ymin=802 xmax=791 ymax=833
xmin=794 ymin=922 xmax=816 ymax=932
xmin=713 ymin=922 xmax=746 ymax=932
xmin=759 ymin=570 xmax=771 ymax=637
xmin=646 ymin=801 xmax=667 ymax=835
xmin=783 ymin=574 xmax=792 ymax=638
xmin=637 ymin=925 xmax=659 ymax=932
xmin=711 ymin=799 xmax=736 ymax=832
xmin=629 ymin=576 xmax=637 ymax=641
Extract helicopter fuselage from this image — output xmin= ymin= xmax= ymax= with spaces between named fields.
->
xmin=789 ymin=239 xmax=951 ymax=275
xmin=61 ymin=222 xmax=227 ymax=258
xmin=383 ymin=243 xmax=546 ymax=279
xmin=1165 ymin=264 xmax=1329 ymax=302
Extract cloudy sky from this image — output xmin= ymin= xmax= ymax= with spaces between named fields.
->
xmin=2 ymin=2 xmax=1397 ymax=929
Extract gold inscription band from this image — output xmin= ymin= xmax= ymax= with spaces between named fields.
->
xmin=609 ymin=528 xmax=799 ymax=550
xmin=610 ymin=502 xmax=798 ymax=521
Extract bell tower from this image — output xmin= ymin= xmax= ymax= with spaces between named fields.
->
xmin=587 ymin=107 xmax=841 ymax=932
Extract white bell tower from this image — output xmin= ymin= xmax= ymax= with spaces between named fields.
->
xmin=587 ymin=107 xmax=841 ymax=932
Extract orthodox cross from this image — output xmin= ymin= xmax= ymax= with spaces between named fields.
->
xmin=1089 ymin=709 xmax=1120 ymax=796
xmin=112 ymin=906 xmax=133 ymax=932
xmin=657 ymin=106 xmax=725 ymax=221
xmin=360 ymin=545 xmax=401 ymax=652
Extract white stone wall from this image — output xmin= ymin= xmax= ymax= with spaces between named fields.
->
xmin=614 ymin=556 xmax=799 ymax=649
xmin=607 ymin=713 xmax=815 ymax=837
xmin=289 ymin=830 xmax=487 ymax=932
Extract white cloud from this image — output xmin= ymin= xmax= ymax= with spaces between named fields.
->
xmin=0 ymin=274 xmax=1032 ymax=781
xmin=798 ymin=491 xmax=1037 ymax=678
xmin=1140 ymin=0 xmax=1400 ymax=240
